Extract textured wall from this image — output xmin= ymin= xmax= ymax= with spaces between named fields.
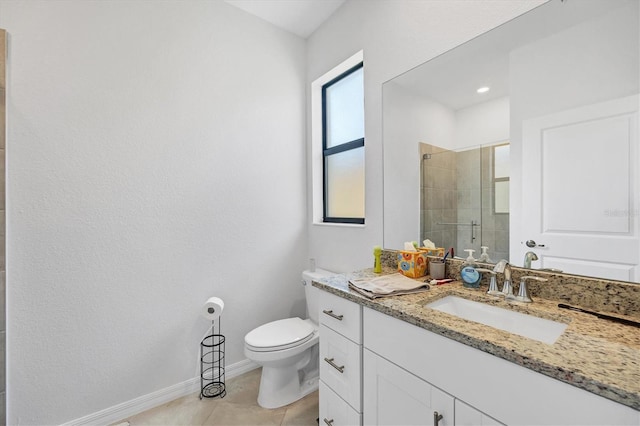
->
xmin=1 ymin=27 xmax=6 ymax=426
xmin=0 ymin=1 xmax=307 ymax=424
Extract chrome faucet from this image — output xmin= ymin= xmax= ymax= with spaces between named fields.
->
xmin=492 ymin=259 xmax=512 ymax=297
xmin=506 ymin=276 xmax=548 ymax=303
xmin=524 ymin=251 xmax=539 ymax=269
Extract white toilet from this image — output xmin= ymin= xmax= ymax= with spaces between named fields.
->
xmin=244 ymin=268 xmax=334 ymax=409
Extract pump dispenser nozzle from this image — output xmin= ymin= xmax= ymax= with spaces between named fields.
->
xmin=464 ymin=249 xmax=476 ymax=262
xmin=478 ymin=246 xmax=492 ymax=263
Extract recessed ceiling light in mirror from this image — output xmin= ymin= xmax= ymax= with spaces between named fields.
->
xmin=477 ymin=86 xmax=490 ymax=94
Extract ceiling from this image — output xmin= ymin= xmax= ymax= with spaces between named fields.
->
xmin=225 ymin=0 xmax=346 ymax=38
xmin=389 ymin=0 xmax=615 ymax=111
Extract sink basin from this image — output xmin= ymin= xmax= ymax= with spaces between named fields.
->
xmin=426 ymin=295 xmax=568 ymax=344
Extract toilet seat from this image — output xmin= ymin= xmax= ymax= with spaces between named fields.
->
xmin=245 ymin=318 xmax=314 ymax=352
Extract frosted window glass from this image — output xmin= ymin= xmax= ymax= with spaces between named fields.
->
xmin=325 ymin=68 xmax=364 ymax=148
xmin=326 ymin=147 xmax=365 ymax=218
xmin=495 ymin=181 xmax=510 ymax=213
xmin=494 ymin=145 xmax=510 ymax=178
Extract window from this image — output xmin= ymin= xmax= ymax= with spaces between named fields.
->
xmin=321 ymin=62 xmax=365 ymax=224
xmin=493 ymin=143 xmax=510 ymax=214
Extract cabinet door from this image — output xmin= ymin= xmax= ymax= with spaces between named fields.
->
xmin=455 ymin=399 xmax=504 ymax=426
xmin=364 ymin=349 xmax=454 ymax=426
xmin=320 ymin=381 xmax=361 ymax=426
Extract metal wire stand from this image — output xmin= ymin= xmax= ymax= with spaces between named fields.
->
xmin=200 ymin=318 xmax=226 ymax=399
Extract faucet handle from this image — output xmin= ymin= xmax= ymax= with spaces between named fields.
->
xmin=512 ymin=276 xmax=549 ymax=303
xmin=476 ymin=269 xmax=500 ymax=296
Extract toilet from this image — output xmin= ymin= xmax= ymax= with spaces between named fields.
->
xmin=244 ymin=268 xmax=334 ymax=409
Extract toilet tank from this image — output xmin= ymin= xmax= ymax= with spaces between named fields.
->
xmin=302 ymin=268 xmax=335 ymax=324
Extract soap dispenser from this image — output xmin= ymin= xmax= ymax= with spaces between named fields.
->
xmin=460 ymin=249 xmax=482 ymax=288
xmin=478 ymin=246 xmax=492 ymax=263
xmin=373 ymin=245 xmax=382 ymax=273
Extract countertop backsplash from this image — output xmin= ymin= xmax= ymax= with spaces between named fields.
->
xmin=382 ymin=249 xmax=640 ymax=319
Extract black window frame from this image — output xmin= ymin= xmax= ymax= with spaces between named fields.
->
xmin=321 ymin=62 xmax=365 ymax=224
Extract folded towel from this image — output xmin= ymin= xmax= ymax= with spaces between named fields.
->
xmin=348 ymin=273 xmax=430 ymax=299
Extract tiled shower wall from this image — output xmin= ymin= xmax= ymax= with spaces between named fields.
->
xmin=1 ymin=28 xmax=6 ymax=424
xmin=456 ymin=146 xmax=509 ymax=261
xmin=421 ymin=143 xmax=509 ymax=262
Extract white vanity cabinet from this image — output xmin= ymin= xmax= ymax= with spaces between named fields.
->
xmin=363 ymin=306 xmax=640 ymax=426
xmin=318 ymin=291 xmax=362 ymax=426
xmin=454 ymin=400 xmax=503 ymax=426
xmin=320 ymin=381 xmax=361 ymax=426
xmin=364 ymin=348 xmax=502 ymax=426
xmin=364 ymin=348 xmax=454 ymax=425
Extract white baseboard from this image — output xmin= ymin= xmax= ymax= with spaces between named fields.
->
xmin=61 ymin=359 xmax=259 ymax=426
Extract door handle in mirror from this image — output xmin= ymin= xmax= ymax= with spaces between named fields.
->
xmin=525 ymin=239 xmax=545 ymax=248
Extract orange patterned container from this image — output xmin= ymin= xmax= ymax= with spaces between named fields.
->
xmin=397 ymin=251 xmax=428 ymax=278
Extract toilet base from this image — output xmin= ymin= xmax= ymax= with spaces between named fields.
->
xmin=257 ymin=366 xmax=319 ymax=408
xmin=244 ymin=319 xmax=321 ymax=409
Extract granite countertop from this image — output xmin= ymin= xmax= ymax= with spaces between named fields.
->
xmin=312 ymin=267 xmax=640 ymax=411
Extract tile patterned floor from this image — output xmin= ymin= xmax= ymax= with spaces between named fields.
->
xmin=116 ymin=368 xmax=319 ymax=426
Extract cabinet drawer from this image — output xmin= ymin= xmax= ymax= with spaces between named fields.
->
xmin=320 ymin=324 xmax=361 ymax=412
xmin=319 ymin=290 xmax=362 ymax=343
xmin=320 ymin=381 xmax=361 ymax=426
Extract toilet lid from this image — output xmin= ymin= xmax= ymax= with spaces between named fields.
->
xmin=245 ymin=318 xmax=314 ymax=351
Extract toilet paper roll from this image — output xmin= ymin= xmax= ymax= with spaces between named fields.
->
xmin=202 ymin=297 xmax=224 ymax=320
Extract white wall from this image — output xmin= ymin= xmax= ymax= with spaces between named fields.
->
xmin=382 ymin=82 xmax=456 ymax=248
xmin=454 ymin=96 xmax=510 ymax=150
xmin=0 ymin=1 xmax=307 ymax=424
xmin=307 ymin=0 xmax=545 ymax=272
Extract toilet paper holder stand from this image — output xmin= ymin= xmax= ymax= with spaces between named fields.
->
xmin=200 ymin=317 xmax=226 ymax=399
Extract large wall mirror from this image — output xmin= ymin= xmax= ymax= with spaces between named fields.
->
xmin=383 ymin=0 xmax=640 ymax=283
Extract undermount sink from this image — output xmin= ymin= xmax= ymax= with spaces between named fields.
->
xmin=426 ymin=295 xmax=568 ymax=344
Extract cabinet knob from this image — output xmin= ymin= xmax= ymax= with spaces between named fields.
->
xmin=322 ymin=309 xmax=344 ymax=321
xmin=433 ymin=411 xmax=443 ymax=426
xmin=324 ymin=357 xmax=345 ymax=373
